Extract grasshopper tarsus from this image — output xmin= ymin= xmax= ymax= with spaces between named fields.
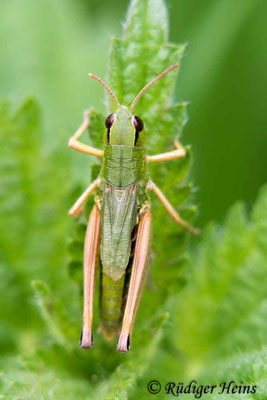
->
xmin=117 ymin=334 xmax=130 ymax=353
xmin=189 ymin=226 xmax=201 ymax=235
xmin=80 ymin=330 xmax=93 ymax=349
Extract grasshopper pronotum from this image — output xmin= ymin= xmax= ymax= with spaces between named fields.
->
xmin=68 ymin=64 xmax=199 ymax=353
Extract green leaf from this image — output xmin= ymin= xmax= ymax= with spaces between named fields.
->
xmin=88 ymin=110 xmax=106 ymax=149
xmin=0 ymin=97 xmax=81 ymax=353
xmin=32 ymin=280 xmax=66 ymax=346
xmin=108 ymin=3 xmax=184 ymax=117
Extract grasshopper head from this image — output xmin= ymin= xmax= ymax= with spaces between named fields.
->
xmin=88 ymin=64 xmax=179 ymax=147
xmin=105 ymin=106 xmax=144 ymax=147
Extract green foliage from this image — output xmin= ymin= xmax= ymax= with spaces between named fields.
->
xmin=0 ymin=0 xmax=266 ymax=399
xmin=0 ymin=98 xmax=80 ymax=352
xmin=173 ymin=185 xmax=267 ymax=394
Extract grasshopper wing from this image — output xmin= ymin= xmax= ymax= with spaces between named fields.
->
xmin=100 ymin=182 xmax=138 ymax=281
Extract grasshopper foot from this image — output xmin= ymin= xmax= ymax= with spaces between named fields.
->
xmin=117 ymin=333 xmax=130 ymax=353
xmin=80 ymin=329 xmax=93 ymax=349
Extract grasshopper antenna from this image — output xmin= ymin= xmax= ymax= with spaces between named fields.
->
xmin=88 ymin=73 xmax=121 ymax=108
xmin=130 ymin=64 xmax=179 ymax=112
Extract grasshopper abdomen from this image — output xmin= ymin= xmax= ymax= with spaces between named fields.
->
xmin=100 ymin=272 xmax=125 ymax=340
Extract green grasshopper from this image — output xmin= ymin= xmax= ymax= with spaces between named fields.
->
xmin=68 ymin=64 xmax=198 ymax=353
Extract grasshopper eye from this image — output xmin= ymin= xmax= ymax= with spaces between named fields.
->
xmin=132 ymin=115 xmax=144 ymax=146
xmin=105 ymin=113 xmax=116 ymax=129
xmin=132 ymin=115 xmax=144 ymax=132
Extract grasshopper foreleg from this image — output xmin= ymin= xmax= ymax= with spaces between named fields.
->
xmin=147 ymin=140 xmax=185 ymax=163
xmin=147 ymin=180 xmax=200 ymax=235
xmin=80 ymin=204 xmax=101 ymax=349
xmin=68 ymin=109 xmax=104 ymax=157
xmin=117 ymin=207 xmax=152 ymax=353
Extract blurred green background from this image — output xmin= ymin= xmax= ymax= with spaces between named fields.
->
xmin=1 ymin=0 xmax=267 ymax=226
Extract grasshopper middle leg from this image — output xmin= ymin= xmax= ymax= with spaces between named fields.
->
xmin=147 ymin=180 xmax=199 ymax=235
xmin=68 ymin=176 xmax=101 ymax=217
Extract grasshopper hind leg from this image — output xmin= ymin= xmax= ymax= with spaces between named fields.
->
xmin=80 ymin=204 xmax=101 ymax=349
xmin=117 ymin=207 xmax=152 ymax=353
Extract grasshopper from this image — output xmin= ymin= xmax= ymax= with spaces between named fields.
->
xmin=68 ymin=64 xmax=198 ymax=353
